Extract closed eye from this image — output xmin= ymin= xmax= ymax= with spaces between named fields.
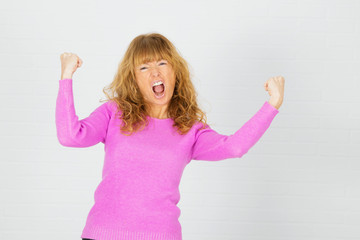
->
xmin=140 ymin=61 xmax=167 ymax=70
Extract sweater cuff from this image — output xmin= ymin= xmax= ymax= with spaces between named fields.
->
xmin=260 ymin=101 xmax=279 ymax=118
xmin=59 ymin=78 xmax=73 ymax=92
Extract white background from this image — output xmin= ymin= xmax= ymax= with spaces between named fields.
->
xmin=1 ymin=0 xmax=360 ymax=239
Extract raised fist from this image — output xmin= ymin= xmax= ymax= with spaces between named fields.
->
xmin=264 ymin=76 xmax=285 ymax=109
xmin=264 ymin=75 xmax=285 ymax=99
xmin=60 ymin=52 xmax=83 ymax=78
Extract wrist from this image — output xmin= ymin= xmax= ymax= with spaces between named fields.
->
xmin=61 ymin=71 xmax=73 ymax=80
xmin=268 ymin=97 xmax=283 ymax=110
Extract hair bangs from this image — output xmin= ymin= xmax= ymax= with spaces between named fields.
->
xmin=133 ymin=38 xmax=172 ymax=67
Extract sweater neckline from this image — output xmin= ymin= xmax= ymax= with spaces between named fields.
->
xmin=147 ymin=115 xmax=173 ymax=121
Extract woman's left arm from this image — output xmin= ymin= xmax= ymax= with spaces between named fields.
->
xmin=191 ymin=101 xmax=279 ymax=161
xmin=190 ymin=75 xmax=285 ymax=161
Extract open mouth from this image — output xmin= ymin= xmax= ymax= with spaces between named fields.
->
xmin=152 ymin=83 xmax=165 ymax=98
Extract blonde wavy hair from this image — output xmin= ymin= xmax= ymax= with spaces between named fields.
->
xmin=101 ymin=32 xmax=208 ymax=136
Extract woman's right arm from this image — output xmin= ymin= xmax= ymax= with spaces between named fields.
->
xmin=55 ymin=78 xmax=111 ymax=147
xmin=56 ymin=52 xmax=111 ymax=148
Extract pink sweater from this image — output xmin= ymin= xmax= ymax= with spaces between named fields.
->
xmin=56 ymin=78 xmax=279 ymax=240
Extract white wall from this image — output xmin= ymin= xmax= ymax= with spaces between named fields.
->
xmin=1 ymin=0 xmax=360 ymax=239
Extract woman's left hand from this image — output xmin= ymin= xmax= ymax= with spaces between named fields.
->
xmin=264 ymin=76 xmax=285 ymax=110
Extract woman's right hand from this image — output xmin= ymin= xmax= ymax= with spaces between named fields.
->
xmin=60 ymin=52 xmax=83 ymax=80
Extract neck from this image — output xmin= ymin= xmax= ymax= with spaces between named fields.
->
xmin=146 ymin=105 xmax=169 ymax=119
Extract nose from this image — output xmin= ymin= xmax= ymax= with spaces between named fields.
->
xmin=150 ymin=66 xmax=160 ymax=77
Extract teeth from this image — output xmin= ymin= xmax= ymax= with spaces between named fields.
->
xmin=152 ymin=81 xmax=163 ymax=87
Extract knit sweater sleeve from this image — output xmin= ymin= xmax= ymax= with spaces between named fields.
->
xmin=191 ymin=101 xmax=279 ymax=161
xmin=55 ymin=78 xmax=111 ymax=148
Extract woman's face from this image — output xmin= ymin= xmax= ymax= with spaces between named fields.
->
xmin=134 ymin=59 xmax=176 ymax=112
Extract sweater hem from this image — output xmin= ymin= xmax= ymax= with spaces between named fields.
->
xmin=81 ymin=224 xmax=182 ymax=240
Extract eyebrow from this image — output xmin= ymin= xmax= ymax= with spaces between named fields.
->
xmin=138 ymin=59 xmax=167 ymax=68
xmin=141 ymin=59 xmax=166 ymax=65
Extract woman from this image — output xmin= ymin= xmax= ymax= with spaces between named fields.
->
xmin=56 ymin=33 xmax=284 ymax=240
